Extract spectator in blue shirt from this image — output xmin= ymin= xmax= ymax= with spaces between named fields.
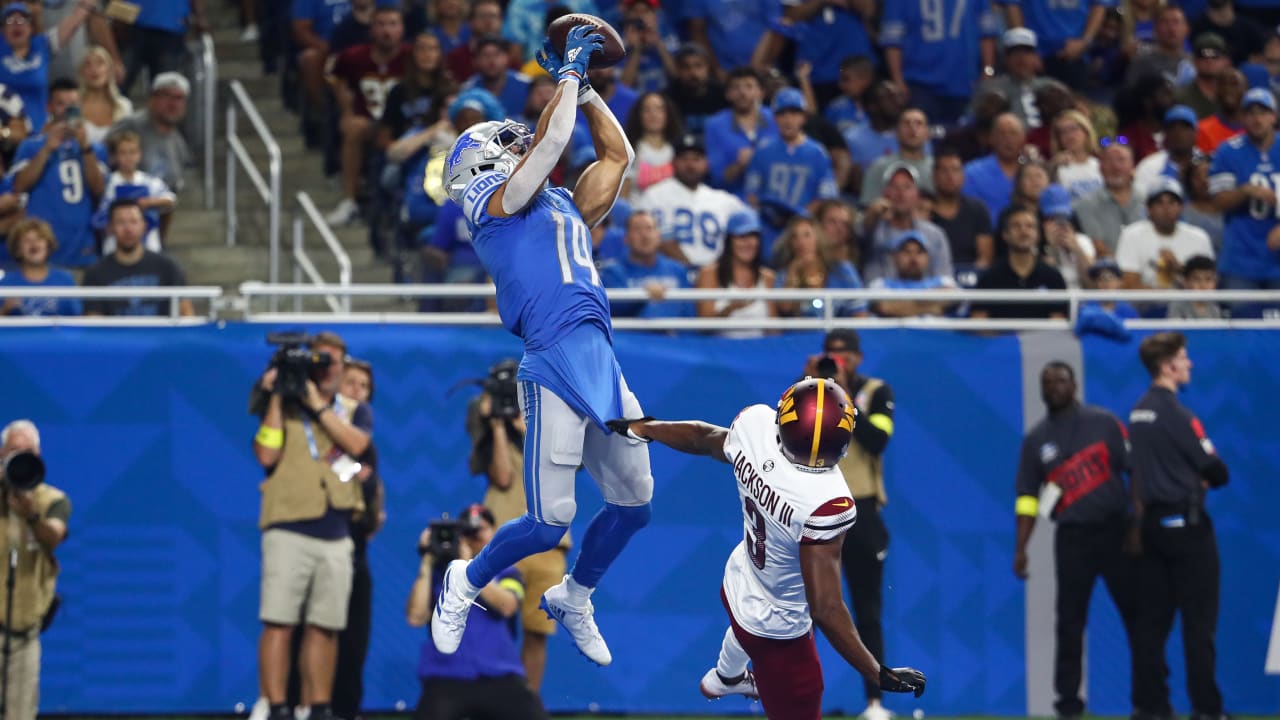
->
xmin=0 ymin=217 xmax=80 ymax=317
xmin=430 ymin=0 xmax=471 ymax=54
xmin=1000 ymin=0 xmax=1117 ymax=90
xmin=120 ymin=0 xmax=205 ymax=95
xmin=0 ymin=2 xmax=93 ymax=131
xmin=744 ymin=88 xmax=838 ymax=258
xmin=423 ymin=200 xmax=487 ymax=313
xmin=881 ymin=0 xmax=1001 ymax=126
xmin=462 ymin=35 xmax=531 ymax=120
xmin=293 ymin=0 xmax=352 ymax=117
xmin=683 ymin=0 xmax=778 ymax=81
xmin=780 ymin=0 xmax=873 ymax=107
xmin=869 ymin=232 xmax=959 ymax=317
xmin=618 ymin=0 xmax=680 ymax=93
xmin=600 ymin=210 xmax=693 ymax=322
xmin=824 ymin=56 xmax=874 ymax=138
xmin=505 ymin=0 xmax=600 ymax=61
xmin=964 ymin=112 xmax=1028 ymax=227
xmin=844 ymin=80 xmax=905 ymax=171
xmin=704 ymin=67 xmax=777 ymax=200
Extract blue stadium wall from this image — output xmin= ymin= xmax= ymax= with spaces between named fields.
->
xmin=2 ymin=324 xmax=1277 ymax=715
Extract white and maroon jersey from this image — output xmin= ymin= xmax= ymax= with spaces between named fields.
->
xmin=720 ymin=404 xmax=857 ymax=640
xmin=326 ymin=44 xmax=409 ymax=120
xmin=635 ymin=178 xmax=748 ymax=268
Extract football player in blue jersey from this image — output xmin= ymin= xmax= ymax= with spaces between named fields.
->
xmin=430 ymin=24 xmax=648 ymax=668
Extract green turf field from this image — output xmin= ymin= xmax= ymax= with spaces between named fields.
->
xmin=41 ymin=716 xmax=1279 ymax=720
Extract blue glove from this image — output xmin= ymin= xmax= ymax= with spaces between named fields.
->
xmin=535 ymin=38 xmax=563 ymax=77
xmin=559 ymin=25 xmax=605 ymax=81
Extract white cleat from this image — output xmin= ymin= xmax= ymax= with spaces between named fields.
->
xmin=540 ymin=576 xmax=613 ymax=666
xmin=700 ymin=667 xmax=759 ymax=700
xmin=431 ymin=559 xmax=476 ymax=654
xmin=861 ymin=702 xmax=895 ymax=720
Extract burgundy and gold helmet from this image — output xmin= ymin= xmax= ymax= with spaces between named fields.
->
xmin=776 ymin=377 xmax=857 ymax=470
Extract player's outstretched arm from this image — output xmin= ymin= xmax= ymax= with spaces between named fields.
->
xmin=574 ymin=85 xmax=636 ymax=228
xmin=606 ymin=418 xmax=730 ymax=463
xmin=487 ymin=75 xmax=581 ymax=218
xmin=800 ymin=540 xmax=927 ymax=697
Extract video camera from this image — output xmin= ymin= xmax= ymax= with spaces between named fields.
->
xmin=813 ymin=353 xmax=848 ymax=380
xmin=1 ymin=451 xmax=44 ymax=492
xmin=266 ymin=332 xmax=334 ymax=404
xmin=483 ymin=359 xmax=520 ymax=420
xmin=419 ymin=507 xmax=489 ymax=564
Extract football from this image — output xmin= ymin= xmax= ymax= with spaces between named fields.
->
xmin=547 ymin=13 xmax=626 ymax=69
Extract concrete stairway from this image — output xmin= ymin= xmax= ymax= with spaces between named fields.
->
xmin=164 ymin=14 xmax=413 ymax=315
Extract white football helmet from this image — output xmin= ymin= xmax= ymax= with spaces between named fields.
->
xmin=442 ymin=120 xmax=534 ymax=204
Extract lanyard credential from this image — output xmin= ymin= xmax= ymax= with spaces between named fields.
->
xmin=301 ymin=397 xmax=344 ymax=460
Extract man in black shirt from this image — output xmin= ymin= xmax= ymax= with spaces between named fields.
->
xmin=1129 ymin=332 xmax=1229 ymax=720
xmin=83 ymin=199 xmax=192 ymax=317
xmin=929 ymin=147 xmax=994 ymax=282
xmin=971 ymin=206 xmax=1068 ymax=320
xmin=1014 ymin=362 xmax=1138 ymax=720
xmin=664 ymin=44 xmax=726 ymax=137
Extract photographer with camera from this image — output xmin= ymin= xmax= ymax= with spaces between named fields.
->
xmin=465 ymin=358 xmax=571 ymax=694
xmin=802 ymin=329 xmax=897 ymax=720
xmin=250 ymin=332 xmax=373 ymax=720
xmin=0 ymin=420 xmax=69 ymax=720
xmin=406 ymin=504 xmax=549 ymax=720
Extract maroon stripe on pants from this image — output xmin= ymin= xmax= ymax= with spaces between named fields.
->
xmin=720 ymin=587 xmax=824 ymax=720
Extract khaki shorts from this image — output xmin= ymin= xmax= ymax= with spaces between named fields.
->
xmin=515 ymin=547 xmax=567 ymax=636
xmin=260 ymin=528 xmax=354 ymax=630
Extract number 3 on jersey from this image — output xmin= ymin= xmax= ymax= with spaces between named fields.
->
xmin=744 ymin=497 xmax=767 ymax=569
xmin=553 ymin=210 xmax=599 ymax=286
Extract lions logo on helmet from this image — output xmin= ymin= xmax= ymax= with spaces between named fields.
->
xmin=776 ymin=377 xmax=856 ymax=471
xmin=441 ymin=120 xmax=535 ymax=204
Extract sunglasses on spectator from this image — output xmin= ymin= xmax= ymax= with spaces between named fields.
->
xmin=1099 ymin=135 xmax=1129 ymax=148
xmin=4 ymin=16 xmax=27 ymax=25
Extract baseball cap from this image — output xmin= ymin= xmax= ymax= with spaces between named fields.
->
xmin=881 ymin=160 xmax=919 ymax=186
xmin=674 ymin=133 xmax=705 ymax=155
xmin=1193 ymin=32 xmax=1226 ymax=58
xmin=772 ymin=87 xmax=806 ymax=114
xmin=726 ymin=210 xmax=761 ymax=236
xmin=1163 ymin=105 xmax=1198 ymax=127
xmin=1146 ymin=176 xmax=1185 ymax=204
xmin=1003 ymin=27 xmax=1038 ymax=52
xmin=823 ymin=328 xmax=860 ymax=354
xmin=1243 ymin=87 xmax=1277 ymax=112
xmin=151 ymin=71 xmax=190 ymax=96
xmin=1 ymin=3 xmax=29 ymax=18
xmin=892 ymin=231 xmax=928 ymax=252
xmin=1087 ymin=258 xmax=1122 ymax=281
xmin=1039 ymin=184 xmax=1073 ymax=219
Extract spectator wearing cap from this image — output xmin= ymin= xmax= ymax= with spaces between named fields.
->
xmin=1177 ymin=33 xmax=1232 ymax=120
xmin=1197 ymin=70 xmax=1250 ymax=154
xmin=1072 ymin=139 xmax=1144 ymax=256
xmin=981 ymin=28 xmax=1048 ymax=130
xmin=704 ymin=67 xmax=776 ymax=200
xmin=1040 ymin=184 xmax=1097 ymax=288
xmin=0 ymin=2 xmax=92 ymax=131
xmin=600 ymin=209 xmax=693 ymax=323
xmin=971 ymin=205 xmax=1069 ymax=319
xmin=695 ymin=209 xmax=778 ymax=338
xmin=964 ymin=112 xmax=1028 ymax=227
xmin=1134 ymin=105 xmax=1201 ymax=201
xmin=1167 ymin=255 xmax=1224 ymax=319
xmin=743 ymin=88 xmax=837 ymax=258
xmin=504 ymin=0 xmax=600 ymax=62
xmin=1191 ymin=0 xmax=1268 ymax=68
xmin=108 ymin=72 xmax=191 ymax=195
xmin=859 ymin=108 xmax=935 ymax=208
xmin=772 ymin=214 xmax=867 ymax=318
xmin=868 ymin=232 xmax=958 ymax=318
xmin=930 ymin=148 xmax=995 ymax=278
xmin=778 ymin=0 xmax=873 ymax=108
xmin=1116 ymin=177 xmax=1214 ymax=290
xmin=863 ymin=161 xmax=954 ymax=285
xmin=0 ymin=217 xmax=81 ymax=317
xmin=880 ymin=0 xmax=1000 ymax=126
xmin=662 ymin=43 xmax=725 ymax=137
xmin=1209 ymin=82 xmax=1280 ymax=300
xmin=685 ymin=0 xmax=775 ymax=81
xmin=998 ymin=0 xmax=1112 ymax=90
xmin=844 ymin=80 xmax=907 ymax=171
xmin=618 ymin=0 xmax=680 ymax=94
xmin=634 ymin=133 xmax=748 ymax=268
xmin=1125 ymin=5 xmax=1195 ymax=88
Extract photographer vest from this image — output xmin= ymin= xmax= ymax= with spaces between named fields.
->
xmin=838 ymin=377 xmax=888 ymax=505
xmin=0 ymin=484 xmax=66 ymax=631
xmin=259 ymin=395 xmax=366 ymax=529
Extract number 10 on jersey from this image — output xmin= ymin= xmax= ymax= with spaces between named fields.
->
xmin=553 ymin=211 xmax=599 ymax=286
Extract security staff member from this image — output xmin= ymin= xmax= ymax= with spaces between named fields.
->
xmin=805 ymin=328 xmax=895 ymax=720
xmin=1129 ymin=332 xmax=1229 ymax=720
xmin=1013 ymin=362 xmax=1138 ymax=720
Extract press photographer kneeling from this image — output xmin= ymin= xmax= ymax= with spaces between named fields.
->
xmin=251 ymin=332 xmax=372 ymax=720
xmin=0 ymin=420 xmax=69 ymax=720
xmin=406 ymin=504 xmax=548 ymax=720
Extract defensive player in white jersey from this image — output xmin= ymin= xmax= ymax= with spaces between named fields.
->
xmin=608 ymin=378 xmax=926 ymax=720
xmin=635 ymin=133 xmax=749 ymax=267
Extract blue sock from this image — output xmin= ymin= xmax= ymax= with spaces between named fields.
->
xmin=466 ymin=514 xmax=567 ymax=588
xmin=570 ymin=502 xmax=652 ymax=588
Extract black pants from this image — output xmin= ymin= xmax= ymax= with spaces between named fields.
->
xmin=841 ymin=497 xmax=888 ymax=702
xmin=1132 ymin=513 xmax=1222 ymax=717
xmin=120 ymin=26 xmax=189 ymax=96
xmin=414 ymin=675 xmax=549 ymax=720
xmin=1052 ymin=518 xmax=1140 ymax=716
xmin=334 ymin=557 xmax=373 ymax=718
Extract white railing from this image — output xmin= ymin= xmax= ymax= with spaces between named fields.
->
xmin=235 ymin=284 xmax=1280 ymax=329
xmin=197 ymin=32 xmax=217 ymax=210
xmin=225 ymin=80 xmax=281 ymax=281
xmin=0 ymin=286 xmax=224 ymax=323
xmin=291 ymin=192 xmax=352 ymax=314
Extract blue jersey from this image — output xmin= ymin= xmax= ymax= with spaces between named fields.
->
xmin=462 ymin=171 xmax=623 ymax=427
xmin=824 ymin=96 xmax=867 ymax=138
xmin=1209 ymin=134 xmax=1280 ymax=280
xmin=963 ymin=154 xmax=1015 ymax=228
xmin=463 ymin=72 xmax=531 ymax=120
xmin=428 ymin=200 xmax=481 ymax=271
xmin=135 ymin=0 xmax=189 ymax=33
xmin=600 ymin=254 xmax=693 ymax=319
xmin=999 ymin=0 xmax=1117 ymax=56
xmin=843 ymin=124 xmax=899 ymax=168
xmin=0 ymin=267 xmax=80 ymax=316
xmin=787 ymin=6 xmax=873 ymax=85
xmin=10 ymin=136 xmax=108 ymax=267
xmin=704 ymin=108 xmax=779 ymax=199
xmin=291 ymin=0 xmax=351 ymax=42
xmin=0 ymin=34 xmax=50 ymax=130
xmin=881 ymin=0 xmax=1001 ymax=97
xmin=685 ymin=0 xmax=780 ymax=72
xmin=744 ymin=136 xmax=838 ymax=216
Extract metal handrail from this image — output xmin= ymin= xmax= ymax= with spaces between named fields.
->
xmin=0 ymin=286 xmax=225 ymax=320
xmin=225 ymin=80 xmax=282 ymax=286
xmin=199 ymin=32 xmax=217 ymax=210
xmin=291 ymin=192 xmax=353 ymax=314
